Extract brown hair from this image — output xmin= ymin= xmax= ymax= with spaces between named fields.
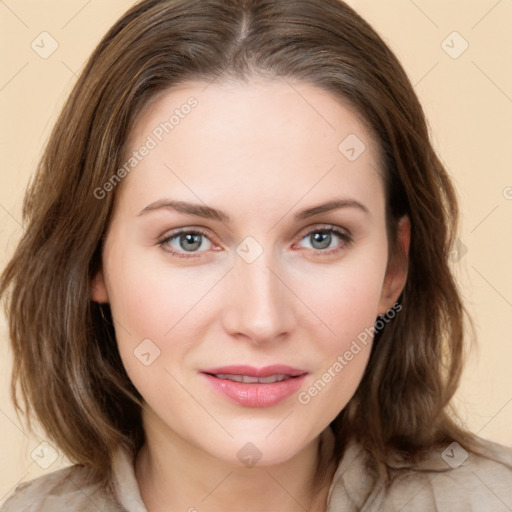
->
xmin=1 ymin=0 xmax=477 ymax=491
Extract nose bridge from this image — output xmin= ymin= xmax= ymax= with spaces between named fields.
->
xmin=222 ymin=245 xmax=293 ymax=342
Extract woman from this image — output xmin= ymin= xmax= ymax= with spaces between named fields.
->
xmin=1 ymin=0 xmax=511 ymax=510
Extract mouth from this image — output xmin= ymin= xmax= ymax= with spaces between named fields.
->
xmin=201 ymin=364 xmax=308 ymax=381
xmin=200 ymin=365 xmax=308 ymax=407
xmin=207 ymin=373 xmax=296 ymax=384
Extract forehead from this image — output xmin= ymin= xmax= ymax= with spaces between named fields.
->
xmin=117 ymin=78 xmax=383 ymax=216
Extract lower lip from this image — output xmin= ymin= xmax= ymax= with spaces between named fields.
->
xmin=201 ymin=373 xmax=307 ymax=407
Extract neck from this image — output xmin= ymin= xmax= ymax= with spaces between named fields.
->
xmin=134 ymin=409 xmax=337 ymax=512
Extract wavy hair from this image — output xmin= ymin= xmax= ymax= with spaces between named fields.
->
xmin=1 ymin=0 xmax=477 ymax=489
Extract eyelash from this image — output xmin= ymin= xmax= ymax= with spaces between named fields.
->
xmin=156 ymin=225 xmax=353 ymax=259
xmin=157 ymin=228 xmax=213 ymax=259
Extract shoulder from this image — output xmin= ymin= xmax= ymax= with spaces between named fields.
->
xmin=327 ymin=436 xmax=512 ymax=512
xmin=1 ymin=464 xmax=122 ymax=512
xmin=383 ymin=437 xmax=512 ymax=511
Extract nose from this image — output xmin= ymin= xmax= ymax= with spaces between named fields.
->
xmin=221 ymin=250 xmax=296 ymax=345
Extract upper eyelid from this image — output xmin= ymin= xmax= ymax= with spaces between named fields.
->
xmin=159 ymin=227 xmax=213 ymax=245
xmin=292 ymin=224 xmax=352 ymax=245
xmin=297 ymin=223 xmax=350 ymax=236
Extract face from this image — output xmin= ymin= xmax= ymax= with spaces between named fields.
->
xmin=91 ymin=78 xmax=409 ymax=467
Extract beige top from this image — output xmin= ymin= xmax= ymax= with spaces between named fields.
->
xmin=2 ymin=433 xmax=512 ymax=511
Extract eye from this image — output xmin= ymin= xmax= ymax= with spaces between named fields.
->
xmin=157 ymin=225 xmax=353 ymax=259
xmin=157 ymin=228 xmax=215 ymax=258
xmin=296 ymin=226 xmax=352 ymax=256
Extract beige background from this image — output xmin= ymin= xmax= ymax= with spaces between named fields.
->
xmin=1 ymin=0 xmax=511 ymax=501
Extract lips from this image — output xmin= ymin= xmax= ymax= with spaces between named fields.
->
xmin=213 ymin=373 xmax=292 ymax=384
xmin=201 ymin=364 xmax=307 ymax=379
xmin=200 ymin=365 xmax=308 ymax=407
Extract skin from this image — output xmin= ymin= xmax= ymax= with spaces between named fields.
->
xmin=91 ymin=78 xmax=410 ymax=512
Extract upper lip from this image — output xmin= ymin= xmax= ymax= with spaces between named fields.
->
xmin=201 ymin=365 xmax=308 ymax=378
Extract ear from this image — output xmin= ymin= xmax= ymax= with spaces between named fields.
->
xmin=90 ymin=267 xmax=109 ymax=303
xmin=377 ymin=215 xmax=410 ymax=315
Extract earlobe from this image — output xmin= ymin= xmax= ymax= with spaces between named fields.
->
xmin=90 ymin=268 xmax=109 ymax=304
xmin=378 ymin=215 xmax=410 ymax=315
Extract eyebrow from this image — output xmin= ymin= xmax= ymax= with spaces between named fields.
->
xmin=137 ymin=197 xmax=370 ymax=223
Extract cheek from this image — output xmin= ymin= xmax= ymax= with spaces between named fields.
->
xmin=296 ymin=245 xmax=387 ymax=345
xmin=329 ymin=273 xmax=383 ymax=339
xmin=107 ymin=262 xmax=167 ymax=338
xmin=315 ymin=274 xmax=380 ymax=375
xmin=103 ymin=244 xmax=226 ymax=379
xmin=296 ymin=285 xmax=379 ymax=428
xmin=103 ymin=260 xmax=190 ymax=403
xmin=105 ymin=245 xmax=213 ymax=336
xmin=294 ymin=247 xmax=387 ymax=413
